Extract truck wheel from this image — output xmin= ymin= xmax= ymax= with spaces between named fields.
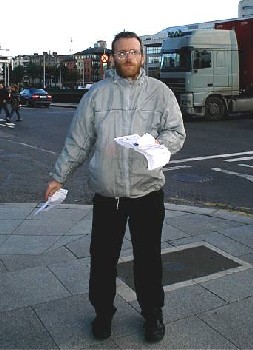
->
xmin=205 ymin=96 xmax=226 ymax=120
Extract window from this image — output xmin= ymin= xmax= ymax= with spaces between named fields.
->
xmin=146 ymin=46 xmax=161 ymax=55
xmin=161 ymin=49 xmax=191 ymax=71
xmin=193 ymin=50 xmax=211 ymax=69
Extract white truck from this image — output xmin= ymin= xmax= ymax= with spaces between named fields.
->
xmin=160 ymin=17 xmax=253 ymax=120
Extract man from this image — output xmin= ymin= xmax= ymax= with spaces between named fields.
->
xmin=0 ymin=82 xmax=11 ymax=122
xmin=45 ymin=31 xmax=186 ymax=343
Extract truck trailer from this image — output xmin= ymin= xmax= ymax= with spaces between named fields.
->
xmin=160 ymin=17 xmax=253 ymax=120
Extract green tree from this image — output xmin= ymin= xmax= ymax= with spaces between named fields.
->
xmin=10 ymin=65 xmax=24 ymax=84
xmin=27 ymin=62 xmax=41 ymax=85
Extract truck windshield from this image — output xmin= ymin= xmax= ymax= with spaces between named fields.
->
xmin=160 ymin=50 xmax=191 ymax=72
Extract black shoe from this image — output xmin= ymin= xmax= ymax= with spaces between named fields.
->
xmin=144 ymin=318 xmax=165 ymax=342
xmin=16 ymin=118 xmax=22 ymax=122
xmin=142 ymin=308 xmax=165 ymax=343
xmin=91 ymin=315 xmax=113 ymax=340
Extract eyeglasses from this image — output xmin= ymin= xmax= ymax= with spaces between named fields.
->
xmin=114 ymin=49 xmax=142 ymax=60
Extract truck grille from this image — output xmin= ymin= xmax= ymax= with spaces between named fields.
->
xmin=160 ymin=77 xmax=185 ymax=101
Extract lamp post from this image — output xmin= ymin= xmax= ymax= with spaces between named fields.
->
xmin=43 ymin=52 xmax=46 ymax=89
xmin=82 ymin=58 xmax=85 ymax=87
xmin=59 ymin=64 xmax=62 ymax=89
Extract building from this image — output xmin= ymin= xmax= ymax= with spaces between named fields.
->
xmin=12 ymin=52 xmax=75 ymax=88
xmin=0 ymin=45 xmax=12 ymax=86
xmin=238 ymin=0 xmax=253 ymax=17
xmin=74 ymin=40 xmax=111 ymax=86
xmin=0 ymin=56 xmax=11 ymax=86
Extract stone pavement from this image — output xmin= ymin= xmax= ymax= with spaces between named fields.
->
xmin=0 ymin=202 xmax=253 ymax=349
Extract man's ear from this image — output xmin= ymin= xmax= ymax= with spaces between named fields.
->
xmin=141 ymin=54 xmax=145 ymax=66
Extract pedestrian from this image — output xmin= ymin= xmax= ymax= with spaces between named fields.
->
xmin=9 ymin=84 xmax=22 ymax=122
xmin=0 ymin=82 xmax=11 ymax=122
xmin=45 ymin=31 xmax=186 ymax=343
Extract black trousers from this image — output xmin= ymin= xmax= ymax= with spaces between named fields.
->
xmin=10 ymin=106 xmax=21 ymax=120
xmin=0 ymin=103 xmax=10 ymax=118
xmin=89 ymin=189 xmax=165 ymax=315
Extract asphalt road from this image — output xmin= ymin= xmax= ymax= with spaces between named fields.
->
xmin=0 ymin=106 xmax=252 ymax=214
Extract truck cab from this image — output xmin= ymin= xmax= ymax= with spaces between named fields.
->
xmin=160 ymin=29 xmax=239 ymax=120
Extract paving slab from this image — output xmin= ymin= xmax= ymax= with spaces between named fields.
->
xmin=0 ymin=266 xmax=70 ymax=312
xmin=0 ymin=307 xmax=57 ymax=349
xmin=131 ymin=283 xmax=226 ymax=324
xmin=48 ymin=257 xmax=91 ymax=295
xmin=162 ymin=222 xmax=190 ymax=241
xmin=219 ymin=224 xmax=253 ymax=248
xmin=213 ymin=209 xmax=253 ymax=224
xmin=0 ymin=259 xmax=7 ymax=273
xmin=31 ymin=205 xmax=90 ymax=222
xmin=0 ymin=203 xmax=35 ymax=219
xmin=199 ymin=296 xmax=253 ymax=349
xmin=164 ymin=203 xmax=218 ymax=216
xmin=169 ymin=213 xmax=245 ymax=235
xmin=0 ymin=234 xmax=63 ymax=254
xmin=171 ymin=230 xmax=253 ymax=257
xmin=0 ymin=246 xmax=76 ymax=272
xmin=114 ymin=315 xmax=237 ymax=349
xmin=0 ymin=202 xmax=252 ymax=349
xmin=199 ymin=268 xmax=253 ymax=302
xmin=45 ymin=234 xmax=84 ymax=253
xmin=238 ymin=251 xmax=253 ymax=264
xmin=66 ymin=218 xmax=92 ymax=235
xmin=34 ymin=294 xmax=141 ymax=349
xmin=66 ymin=235 xmax=91 ymax=258
xmin=0 ymin=219 xmax=23 ymax=234
xmin=13 ymin=218 xmax=76 ymax=235
xmin=0 ymin=234 xmax=8 ymax=246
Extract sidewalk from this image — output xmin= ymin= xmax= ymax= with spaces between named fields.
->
xmin=0 ymin=202 xmax=252 ymax=349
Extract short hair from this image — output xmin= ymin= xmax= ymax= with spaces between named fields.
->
xmin=111 ymin=31 xmax=143 ymax=54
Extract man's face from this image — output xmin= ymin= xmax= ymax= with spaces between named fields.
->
xmin=112 ymin=37 xmax=144 ymax=80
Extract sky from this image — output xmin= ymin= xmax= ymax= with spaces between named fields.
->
xmin=1 ymin=0 xmax=240 ymax=57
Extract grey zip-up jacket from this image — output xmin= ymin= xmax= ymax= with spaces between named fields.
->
xmin=52 ymin=68 xmax=186 ymax=198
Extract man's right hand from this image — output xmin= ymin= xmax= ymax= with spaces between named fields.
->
xmin=45 ymin=180 xmax=63 ymax=201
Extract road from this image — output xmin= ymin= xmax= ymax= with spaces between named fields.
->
xmin=0 ymin=106 xmax=252 ymax=214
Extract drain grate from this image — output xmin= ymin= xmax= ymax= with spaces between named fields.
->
xmin=117 ymin=245 xmax=242 ymax=291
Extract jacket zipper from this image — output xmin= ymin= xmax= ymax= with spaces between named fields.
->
xmin=115 ymin=197 xmax=120 ymax=210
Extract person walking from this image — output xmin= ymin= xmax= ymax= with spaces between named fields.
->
xmin=45 ymin=31 xmax=186 ymax=343
xmin=0 ymin=82 xmax=11 ymax=121
xmin=9 ymin=84 xmax=22 ymax=122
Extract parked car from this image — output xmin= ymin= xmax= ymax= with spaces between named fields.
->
xmin=85 ymin=83 xmax=93 ymax=90
xmin=19 ymin=88 xmax=52 ymax=107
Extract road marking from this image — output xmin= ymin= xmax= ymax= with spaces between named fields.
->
xmin=171 ymin=151 xmax=253 ymax=164
xmin=6 ymin=139 xmax=57 ymax=155
xmin=238 ymin=164 xmax=253 ymax=169
xmin=225 ymin=156 xmax=253 ymax=162
xmin=212 ymin=167 xmax=253 ymax=182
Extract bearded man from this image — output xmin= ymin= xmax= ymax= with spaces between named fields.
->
xmin=45 ymin=31 xmax=186 ymax=343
